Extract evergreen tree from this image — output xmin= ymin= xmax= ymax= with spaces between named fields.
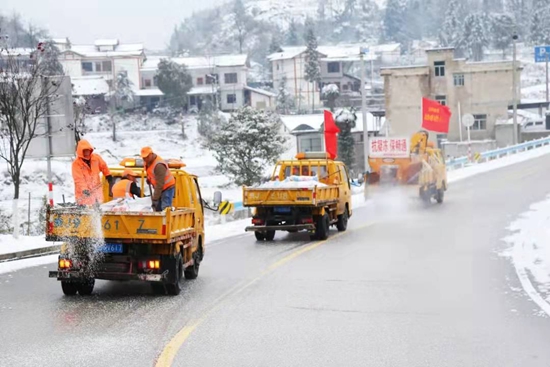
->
xmin=491 ymin=13 xmax=516 ymax=57
xmin=269 ymin=34 xmax=283 ymax=54
xmin=303 ymin=18 xmax=321 ymax=113
xmin=113 ymin=70 xmax=135 ymax=108
xmin=530 ymin=0 xmax=550 ymax=45
xmin=276 ymin=76 xmax=295 ymax=114
xmin=483 ymin=0 xmax=503 ymax=12
xmin=506 ymin=0 xmax=531 ymax=39
xmin=156 ymin=59 xmax=193 ymax=110
xmin=205 ymin=107 xmax=288 ymax=186
xmin=439 ymin=0 xmax=464 ymax=47
xmin=286 ymin=19 xmax=300 ymax=46
xmin=383 ymin=0 xmax=408 ymax=45
xmin=39 ymin=40 xmax=64 ymax=76
xmin=461 ymin=13 xmax=490 ymax=61
xmin=356 ymin=0 xmax=380 ymax=43
xmin=334 ymin=108 xmax=357 ymax=170
xmin=322 ymin=84 xmax=340 ymax=112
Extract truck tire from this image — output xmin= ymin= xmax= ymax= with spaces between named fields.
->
xmin=311 ymin=214 xmax=329 ymax=241
xmin=336 ymin=207 xmax=349 ymax=232
xmin=184 ymin=248 xmax=201 ymax=280
xmin=419 ymin=187 xmax=431 ymax=203
xmin=166 ymin=254 xmax=182 ymax=295
xmin=254 ymin=231 xmax=266 ymax=241
xmin=61 ymin=281 xmax=78 ymax=296
xmin=436 ymin=188 xmax=444 ymax=204
xmin=265 ymin=230 xmax=275 ymax=241
xmin=77 ymin=279 xmax=95 ymax=296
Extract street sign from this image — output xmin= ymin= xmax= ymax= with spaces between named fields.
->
xmin=535 ymin=46 xmax=550 ymax=63
xmin=462 ymin=114 xmax=475 ymax=128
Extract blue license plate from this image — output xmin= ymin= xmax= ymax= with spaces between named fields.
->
xmin=274 ymin=207 xmax=291 ymax=214
xmin=97 ymin=243 xmax=123 ymax=254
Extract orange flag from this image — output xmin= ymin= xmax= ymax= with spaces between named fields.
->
xmin=324 ymin=110 xmax=339 ymax=159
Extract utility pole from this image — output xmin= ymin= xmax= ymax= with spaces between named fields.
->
xmin=512 ymin=34 xmax=519 ymax=145
xmin=360 ymin=47 xmax=369 ymax=199
xmin=546 ymin=52 xmax=549 ymax=103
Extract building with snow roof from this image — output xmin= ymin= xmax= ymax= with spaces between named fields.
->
xmin=140 ymin=54 xmax=275 ymax=111
xmin=381 ymin=48 xmax=523 ymax=145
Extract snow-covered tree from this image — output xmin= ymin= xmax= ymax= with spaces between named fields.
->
xmin=286 ymin=19 xmax=301 ymax=46
xmin=439 ymin=0 xmax=464 ymax=47
xmin=460 ymin=13 xmax=490 ymax=61
xmin=491 ymin=13 xmax=516 ymax=58
xmin=383 ymin=0 xmax=408 ymax=45
xmin=232 ymin=0 xmax=254 ymax=53
xmin=483 ymin=0 xmax=503 ymax=12
xmin=276 ymin=76 xmax=295 ymax=114
xmin=113 ymin=70 xmax=135 ymax=108
xmin=304 ymin=18 xmax=321 ymax=113
xmin=334 ymin=108 xmax=357 ymax=169
xmin=156 ymin=59 xmax=193 ymax=110
xmin=322 ymin=84 xmax=340 ymax=112
xmin=269 ymin=34 xmax=283 ymax=54
xmin=205 ymin=107 xmax=288 ymax=186
xmin=356 ymin=0 xmax=381 ymax=43
xmin=530 ymin=0 xmax=550 ymax=45
xmin=39 ymin=40 xmax=64 ymax=76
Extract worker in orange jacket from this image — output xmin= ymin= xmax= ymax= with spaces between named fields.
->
xmin=140 ymin=147 xmax=175 ymax=211
xmin=72 ymin=139 xmax=113 ymax=206
xmin=112 ymin=169 xmax=142 ymax=199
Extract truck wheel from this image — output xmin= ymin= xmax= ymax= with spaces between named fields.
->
xmin=77 ymin=279 xmax=95 ymax=296
xmin=312 ymin=214 xmax=329 ymax=241
xmin=419 ymin=187 xmax=431 ymax=203
xmin=254 ymin=231 xmax=266 ymax=241
xmin=166 ymin=254 xmax=182 ymax=295
xmin=336 ymin=207 xmax=349 ymax=232
xmin=184 ymin=250 xmax=201 ymax=280
xmin=61 ymin=281 xmax=78 ymax=296
xmin=265 ymin=230 xmax=275 ymax=241
xmin=436 ymin=188 xmax=444 ymax=204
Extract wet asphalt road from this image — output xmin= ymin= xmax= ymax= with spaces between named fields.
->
xmin=2 ymin=155 xmax=550 ymax=367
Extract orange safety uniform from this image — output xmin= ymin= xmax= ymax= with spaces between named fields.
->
xmin=146 ymin=155 xmax=175 ymax=194
xmin=112 ymin=179 xmax=133 ymax=199
xmin=72 ymin=140 xmax=111 ymax=205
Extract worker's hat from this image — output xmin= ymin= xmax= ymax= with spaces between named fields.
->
xmin=122 ymin=168 xmax=139 ymax=178
xmin=140 ymin=146 xmax=153 ymax=158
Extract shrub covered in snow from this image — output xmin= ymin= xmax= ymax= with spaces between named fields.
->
xmin=205 ymin=107 xmax=288 ymax=186
xmin=335 ymin=108 xmax=357 ymax=170
xmin=322 ymin=83 xmax=340 ymax=112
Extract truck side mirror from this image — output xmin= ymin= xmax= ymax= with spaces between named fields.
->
xmin=213 ymin=191 xmax=222 ymax=206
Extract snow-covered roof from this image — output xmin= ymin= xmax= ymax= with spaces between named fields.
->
xmin=268 ymin=43 xmax=394 ymax=62
xmin=95 ymin=39 xmax=119 ymax=47
xmin=280 ymin=112 xmax=384 ymax=134
xmin=370 ymin=43 xmax=401 ymax=53
xmin=71 ymin=76 xmax=109 ymax=95
xmin=267 ymin=47 xmax=308 ymax=61
xmin=244 ymin=86 xmax=276 ymax=97
xmin=0 ymin=48 xmax=33 ymax=57
xmin=141 ymin=54 xmax=248 ymax=71
xmin=134 ymin=88 xmax=164 ymax=97
xmin=62 ymin=43 xmax=144 ymax=57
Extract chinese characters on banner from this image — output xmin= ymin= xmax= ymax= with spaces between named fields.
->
xmin=421 ymin=97 xmax=452 ymax=133
xmin=369 ymin=137 xmax=410 ymax=158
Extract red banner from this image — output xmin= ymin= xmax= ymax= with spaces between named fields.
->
xmin=324 ymin=110 xmax=339 ymax=159
xmin=421 ymin=97 xmax=451 ymax=133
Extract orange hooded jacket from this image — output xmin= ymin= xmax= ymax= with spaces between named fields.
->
xmin=72 ymin=140 xmax=111 ymax=205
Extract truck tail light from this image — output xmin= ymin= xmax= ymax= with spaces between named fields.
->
xmin=59 ymin=259 xmax=72 ymax=269
xmin=138 ymin=260 xmax=160 ymax=270
xmin=252 ymin=218 xmax=264 ymax=225
xmin=300 ymin=217 xmax=314 ymax=224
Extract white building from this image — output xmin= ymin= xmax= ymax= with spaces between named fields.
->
xmin=55 ymin=38 xmax=145 ymax=95
xmin=140 ymin=54 xmax=275 ymax=111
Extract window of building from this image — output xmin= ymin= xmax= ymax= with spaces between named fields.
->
xmin=472 ymin=114 xmax=487 ymax=130
xmin=144 ymin=79 xmax=152 ymax=87
xmin=343 ymin=84 xmax=349 ymax=91
xmin=434 ymin=61 xmax=445 ymax=77
xmin=300 ymin=137 xmax=322 ymax=152
xmin=197 ymin=77 xmax=204 ymax=85
xmin=435 ymin=95 xmax=446 ymax=106
xmin=224 ymin=73 xmax=238 ymax=84
xmin=227 ymin=93 xmax=237 ymax=104
xmin=206 ymin=74 xmax=218 ymax=84
xmin=327 ymin=62 xmax=340 ymax=73
xmin=102 ymin=61 xmax=112 ymax=72
xmin=82 ymin=62 xmax=93 ymax=72
xmin=453 ymin=73 xmax=465 ymax=86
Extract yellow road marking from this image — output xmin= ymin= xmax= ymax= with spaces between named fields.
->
xmin=155 ymin=221 xmax=376 ymax=367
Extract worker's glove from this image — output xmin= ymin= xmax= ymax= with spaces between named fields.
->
xmin=82 ymin=190 xmax=91 ymax=197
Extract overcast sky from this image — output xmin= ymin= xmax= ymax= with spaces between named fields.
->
xmin=2 ymin=0 xmax=223 ymax=50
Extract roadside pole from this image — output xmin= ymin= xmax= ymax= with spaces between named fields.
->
xmin=512 ymin=34 xmax=518 ymax=145
xmin=360 ymin=48 xmax=369 ymax=200
xmin=546 ymin=53 xmax=549 ymax=103
xmin=458 ymin=102 xmax=463 ymax=142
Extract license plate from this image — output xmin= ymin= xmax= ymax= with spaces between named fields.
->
xmin=97 ymin=243 xmax=123 ymax=254
xmin=274 ymin=207 xmax=291 ymax=213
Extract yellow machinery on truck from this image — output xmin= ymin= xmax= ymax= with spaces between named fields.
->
xmin=367 ymin=130 xmax=447 ymax=203
xmin=47 ymin=157 xmax=221 ymax=296
xmin=243 ymin=152 xmax=352 ymax=241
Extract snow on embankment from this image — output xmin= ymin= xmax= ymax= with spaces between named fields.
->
xmin=502 ymin=196 xmax=550 ymax=317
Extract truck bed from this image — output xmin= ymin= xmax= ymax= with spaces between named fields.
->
xmin=46 ymin=206 xmax=196 ymax=244
xmin=242 ymin=185 xmax=339 ymax=207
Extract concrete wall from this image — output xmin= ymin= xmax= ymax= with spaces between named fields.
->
xmin=114 ymin=57 xmax=142 ymax=89
xmin=272 ymin=55 xmax=321 ymax=110
xmin=521 ymin=131 xmax=550 ymax=142
xmin=495 ymin=124 xmax=517 ymax=147
xmin=250 ymin=92 xmax=273 ymax=110
xmin=220 ymin=89 xmax=244 ymax=111
xmin=441 ymin=140 xmax=497 ymax=158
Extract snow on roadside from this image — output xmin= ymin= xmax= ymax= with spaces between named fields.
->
xmin=0 ymin=255 xmax=58 ymax=275
xmin=501 ymin=196 xmax=550 ymax=316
